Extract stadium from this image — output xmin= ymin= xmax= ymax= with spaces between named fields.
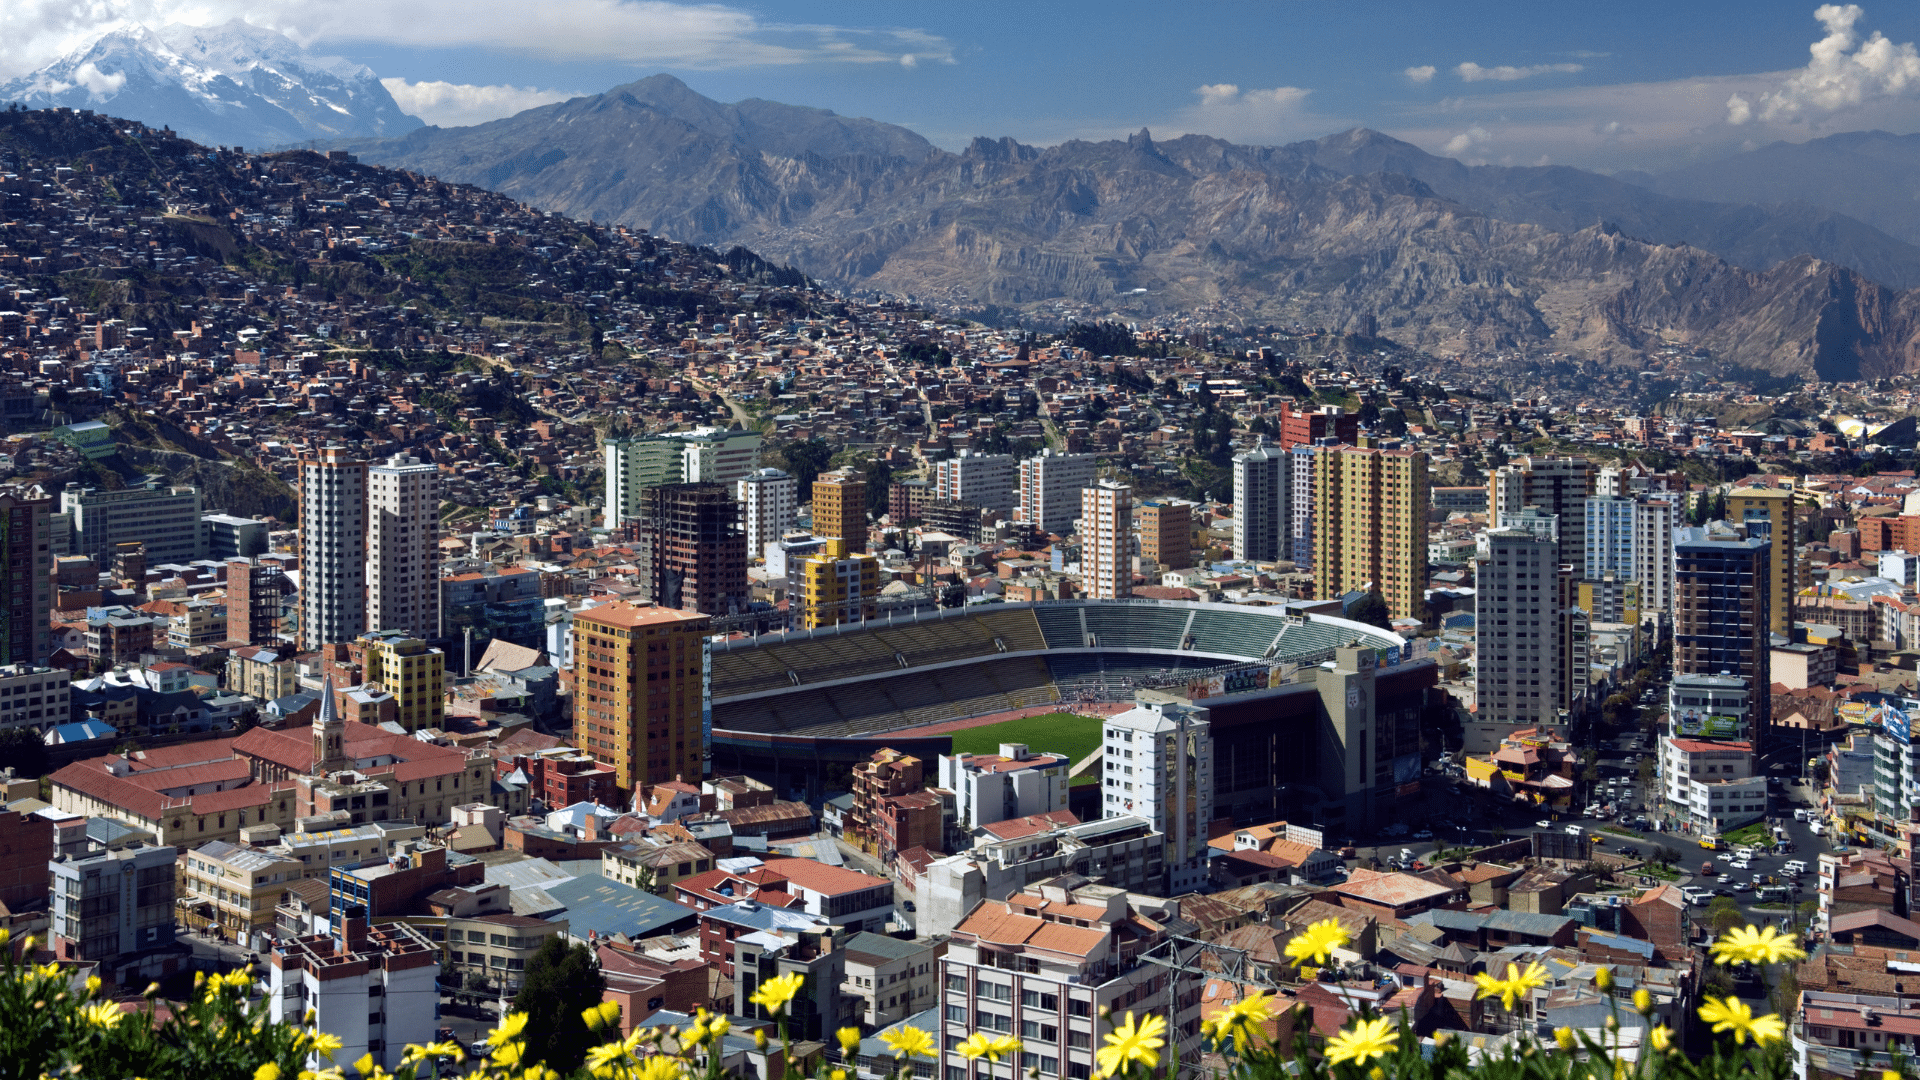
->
xmin=705 ymin=599 xmax=1441 ymax=831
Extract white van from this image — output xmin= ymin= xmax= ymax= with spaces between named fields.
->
xmin=1794 ymin=808 xmax=1811 ymax=821
xmin=1810 ymin=821 xmax=1827 ymax=836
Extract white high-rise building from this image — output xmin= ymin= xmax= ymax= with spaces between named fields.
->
xmin=603 ymin=427 xmax=762 ymax=530
xmin=61 ymin=483 xmax=206 ymax=565
xmin=934 ymin=450 xmax=1017 ymax=519
xmin=603 ymin=437 xmax=683 ymax=529
xmin=299 ymin=445 xmax=366 ymax=651
xmin=1081 ymin=480 xmax=1132 ymax=599
xmin=676 ymin=426 xmax=763 ymax=485
xmin=1491 ymin=456 xmax=1594 ymax=576
xmin=1289 ymin=444 xmax=1317 ymax=568
xmin=1232 ymin=437 xmax=1288 ymax=563
xmin=1583 ymin=494 xmax=1677 ymax=621
xmin=1472 ymin=526 xmax=1565 ymax=738
xmin=1102 ymin=702 xmax=1213 ymax=894
xmin=1015 ymin=449 xmax=1097 ymax=534
xmin=367 ymin=453 xmax=440 ymax=638
xmin=1634 ymin=497 xmax=1679 ymax=617
xmin=736 ymin=468 xmax=798 ymax=563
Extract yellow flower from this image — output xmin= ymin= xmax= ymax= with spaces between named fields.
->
xmin=636 ymin=1057 xmax=685 ymax=1080
xmin=989 ymin=1035 xmax=1023 ymax=1060
xmin=1095 ymin=1012 xmax=1166 ymax=1078
xmin=1473 ymin=961 xmax=1549 ymax=1012
xmin=1554 ymin=1027 xmax=1575 ymax=1050
xmin=490 ymin=1012 xmax=531 ymax=1047
xmin=709 ymin=1016 xmax=732 ymax=1041
xmin=1593 ymin=966 xmax=1612 ymax=990
xmin=833 ymin=1072 xmax=847 ymax=1080
xmin=1711 ymin=925 xmax=1808 ymax=967
xmin=1283 ymin=918 xmax=1350 ymax=967
xmin=748 ymin=972 xmax=805 ymax=1015
xmin=298 ymin=1068 xmax=346 ymax=1080
xmin=584 ymin=1001 xmax=622 ymax=1031
xmin=1298 ymin=966 xmax=1320 ymax=982
xmin=837 ymin=1027 xmax=863 ymax=1058
xmin=85 ymin=975 xmax=101 ymax=998
xmin=753 ymin=1029 xmax=768 ymax=1051
xmin=1885 ymin=1071 xmax=1902 ymax=1080
xmin=1633 ymin=989 xmax=1652 ymax=1015
xmin=254 ymin=1066 xmax=280 ymax=1080
xmin=310 ymin=1032 xmax=344 ymax=1061
xmin=1324 ymin=1016 xmax=1398 ymax=1067
xmin=585 ymin=1042 xmax=630 ymax=1072
xmin=880 ymin=1025 xmax=937 ymax=1059
xmin=353 ymin=1055 xmax=375 ymax=1077
xmin=1650 ymin=1026 xmax=1673 ymax=1052
xmin=1207 ymin=992 xmax=1275 ymax=1053
xmin=81 ymin=1000 xmax=125 ymax=1030
xmin=493 ymin=1042 xmax=528 ymax=1067
xmin=1698 ymin=996 xmax=1787 ymax=1046
xmin=958 ymin=1033 xmax=998 ymax=1061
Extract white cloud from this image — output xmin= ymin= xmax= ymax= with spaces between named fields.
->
xmin=1737 ymin=3 xmax=1920 ymax=124
xmin=1456 ymin=61 xmax=1584 ymax=83
xmin=380 ymin=78 xmax=572 ymax=127
xmin=1443 ymin=125 xmax=1492 ymax=156
xmin=71 ymin=61 xmax=125 ymax=97
xmin=1404 ymin=65 xmax=1437 ymax=84
xmin=1726 ymin=93 xmax=1753 ymax=124
xmin=1179 ymin=82 xmax=1317 ymax=142
xmin=0 ymin=0 xmax=955 ymax=81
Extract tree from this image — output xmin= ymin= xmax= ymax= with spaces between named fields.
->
xmin=1707 ymin=897 xmax=1746 ymax=936
xmin=1347 ymin=592 xmax=1394 ymax=631
xmin=0 ymin=727 xmax=48 ymax=777
xmin=1771 ymin=963 xmax=1800 ymax=1019
xmin=510 ymin=935 xmax=606 ymax=1073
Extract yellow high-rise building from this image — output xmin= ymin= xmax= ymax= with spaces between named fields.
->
xmin=813 ymin=470 xmax=868 ymax=554
xmin=1728 ymin=487 xmax=1800 ymax=634
xmin=1313 ymin=446 xmax=1429 ymax=620
xmin=796 ymin=538 xmax=879 ymax=630
xmin=353 ymin=629 xmax=445 ymax=732
xmin=573 ymin=603 xmax=711 ymax=791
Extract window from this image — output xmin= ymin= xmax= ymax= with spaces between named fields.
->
xmin=945 ymin=1005 xmax=967 ymax=1023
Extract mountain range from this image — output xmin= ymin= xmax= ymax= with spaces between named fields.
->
xmin=0 ymin=21 xmax=420 ymax=149
xmin=22 ymin=32 xmax=1920 ymax=379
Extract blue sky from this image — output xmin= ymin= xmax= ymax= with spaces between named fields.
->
xmin=10 ymin=0 xmax=1920 ymax=171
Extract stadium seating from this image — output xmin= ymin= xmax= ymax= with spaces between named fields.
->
xmin=974 ymin=609 xmax=1048 ymax=653
xmin=1033 ymin=605 xmax=1088 ymax=648
xmin=1080 ymin=604 xmax=1187 ymax=650
xmin=709 ymin=647 xmax=799 ymax=697
xmin=1186 ymin=607 xmax=1287 ymax=658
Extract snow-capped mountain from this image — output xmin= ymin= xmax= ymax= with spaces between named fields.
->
xmin=0 ymin=21 xmax=421 ymax=149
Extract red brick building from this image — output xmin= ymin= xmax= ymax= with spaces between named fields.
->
xmin=0 ymin=809 xmax=53 ymax=913
xmin=1278 ymin=401 xmax=1358 ymax=451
